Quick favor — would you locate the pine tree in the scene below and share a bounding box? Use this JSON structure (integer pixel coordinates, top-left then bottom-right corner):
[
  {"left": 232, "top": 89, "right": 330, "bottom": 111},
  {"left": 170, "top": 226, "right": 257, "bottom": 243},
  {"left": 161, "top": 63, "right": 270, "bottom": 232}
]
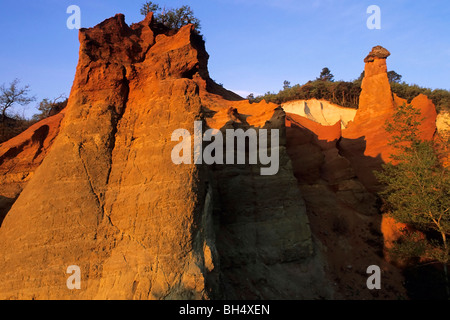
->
[
  {"left": 317, "top": 67, "right": 334, "bottom": 82},
  {"left": 283, "top": 80, "right": 291, "bottom": 90}
]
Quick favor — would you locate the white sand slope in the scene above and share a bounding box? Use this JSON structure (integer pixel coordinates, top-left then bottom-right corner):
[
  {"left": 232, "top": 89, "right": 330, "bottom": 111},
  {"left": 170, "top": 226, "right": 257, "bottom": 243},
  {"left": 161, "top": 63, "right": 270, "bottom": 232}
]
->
[{"left": 282, "top": 99, "right": 357, "bottom": 129}]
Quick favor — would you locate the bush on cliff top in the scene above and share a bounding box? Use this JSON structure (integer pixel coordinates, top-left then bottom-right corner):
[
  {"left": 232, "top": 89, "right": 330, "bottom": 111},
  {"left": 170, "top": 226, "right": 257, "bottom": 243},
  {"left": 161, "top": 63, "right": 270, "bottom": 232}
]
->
[{"left": 140, "top": 1, "right": 201, "bottom": 31}]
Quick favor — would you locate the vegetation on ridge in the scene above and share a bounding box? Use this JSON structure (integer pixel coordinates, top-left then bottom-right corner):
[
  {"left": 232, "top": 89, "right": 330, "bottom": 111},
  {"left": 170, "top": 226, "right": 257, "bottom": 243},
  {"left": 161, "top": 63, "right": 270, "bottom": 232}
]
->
[
  {"left": 140, "top": 1, "right": 201, "bottom": 31},
  {"left": 251, "top": 68, "right": 362, "bottom": 109},
  {"left": 0, "top": 79, "right": 67, "bottom": 144},
  {"left": 251, "top": 68, "right": 450, "bottom": 113}
]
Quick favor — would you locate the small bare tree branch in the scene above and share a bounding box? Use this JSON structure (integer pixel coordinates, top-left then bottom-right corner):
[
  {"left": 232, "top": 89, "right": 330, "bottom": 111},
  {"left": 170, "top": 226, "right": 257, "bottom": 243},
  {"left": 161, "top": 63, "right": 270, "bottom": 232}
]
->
[{"left": 0, "top": 79, "right": 36, "bottom": 121}]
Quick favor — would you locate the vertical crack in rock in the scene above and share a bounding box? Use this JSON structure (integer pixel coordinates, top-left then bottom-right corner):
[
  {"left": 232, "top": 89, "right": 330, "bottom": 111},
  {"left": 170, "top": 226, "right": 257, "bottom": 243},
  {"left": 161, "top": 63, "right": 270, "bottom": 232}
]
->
[
  {"left": 104, "top": 65, "right": 130, "bottom": 190},
  {"left": 78, "top": 142, "right": 102, "bottom": 212}
]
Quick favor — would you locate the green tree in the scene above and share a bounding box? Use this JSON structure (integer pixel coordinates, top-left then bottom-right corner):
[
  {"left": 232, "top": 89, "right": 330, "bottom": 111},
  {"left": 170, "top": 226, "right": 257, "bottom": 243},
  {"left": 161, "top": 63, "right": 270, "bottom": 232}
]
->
[
  {"left": 246, "top": 93, "right": 255, "bottom": 101},
  {"left": 283, "top": 80, "right": 291, "bottom": 90},
  {"left": 388, "top": 70, "right": 402, "bottom": 83},
  {"left": 140, "top": 2, "right": 201, "bottom": 31},
  {"left": 0, "top": 79, "right": 35, "bottom": 121},
  {"left": 33, "top": 95, "right": 67, "bottom": 121},
  {"left": 375, "top": 103, "right": 450, "bottom": 297},
  {"left": 317, "top": 67, "right": 334, "bottom": 82},
  {"left": 140, "top": 1, "right": 160, "bottom": 16},
  {"left": 170, "top": 5, "right": 201, "bottom": 30}
]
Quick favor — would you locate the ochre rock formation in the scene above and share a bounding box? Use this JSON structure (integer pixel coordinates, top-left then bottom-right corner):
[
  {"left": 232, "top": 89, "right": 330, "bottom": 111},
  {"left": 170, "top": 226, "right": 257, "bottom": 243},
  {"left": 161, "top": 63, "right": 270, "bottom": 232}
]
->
[
  {"left": 393, "top": 93, "right": 437, "bottom": 142},
  {"left": 341, "top": 46, "right": 437, "bottom": 192},
  {"left": 0, "top": 14, "right": 444, "bottom": 300},
  {"left": 0, "top": 111, "right": 64, "bottom": 225},
  {"left": 380, "top": 215, "right": 411, "bottom": 265},
  {"left": 340, "top": 46, "right": 396, "bottom": 191},
  {"left": 363, "top": 45, "right": 391, "bottom": 63},
  {"left": 0, "top": 13, "right": 326, "bottom": 300}
]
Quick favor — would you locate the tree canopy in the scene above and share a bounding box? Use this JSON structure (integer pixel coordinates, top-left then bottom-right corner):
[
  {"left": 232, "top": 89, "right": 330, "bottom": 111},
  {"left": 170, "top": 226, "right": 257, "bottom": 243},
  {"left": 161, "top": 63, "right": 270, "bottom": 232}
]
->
[
  {"left": 317, "top": 67, "right": 335, "bottom": 82},
  {"left": 33, "top": 95, "right": 68, "bottom": 121},
  {"left": 254, "top": 79, "right": 361, "bottom": 109},
  {"left": 140, "top": 1, "right": 160, "bottom": 16},
  {"left": 387, "top": 70, "right": 402, "bottom": 83},
  {"left": 140, "top": 2, "right": 201, "bottom": 31}
]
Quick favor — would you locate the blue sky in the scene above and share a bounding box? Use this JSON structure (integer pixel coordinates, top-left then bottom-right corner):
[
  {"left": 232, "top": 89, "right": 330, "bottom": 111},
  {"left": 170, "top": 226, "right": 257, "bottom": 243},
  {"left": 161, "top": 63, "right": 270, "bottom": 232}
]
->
[{"left": 0, "top": 0, "right": 449, "bottom": 118}]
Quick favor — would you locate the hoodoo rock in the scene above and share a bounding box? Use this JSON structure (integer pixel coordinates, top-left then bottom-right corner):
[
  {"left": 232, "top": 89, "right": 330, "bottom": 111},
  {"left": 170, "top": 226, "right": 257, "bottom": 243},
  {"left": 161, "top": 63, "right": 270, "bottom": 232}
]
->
[
  {"left": 340, "top": 46, "right": 396, "bottom": 191},
  {"left": 0, "top": 14, "right": 327, "bottom": 300},
  {"left": 341, "top": 45, "right": 437, "bottom": 192}
]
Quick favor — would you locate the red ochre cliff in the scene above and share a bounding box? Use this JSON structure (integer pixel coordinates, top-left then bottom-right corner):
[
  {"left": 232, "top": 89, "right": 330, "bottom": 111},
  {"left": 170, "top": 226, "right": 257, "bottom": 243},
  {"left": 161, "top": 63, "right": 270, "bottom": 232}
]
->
[
  {"left": 0, "top": 13, "right": 327, "bottom": 300},
  {"left": 0, "top": 14, "right": 443, "bottom": 300}
]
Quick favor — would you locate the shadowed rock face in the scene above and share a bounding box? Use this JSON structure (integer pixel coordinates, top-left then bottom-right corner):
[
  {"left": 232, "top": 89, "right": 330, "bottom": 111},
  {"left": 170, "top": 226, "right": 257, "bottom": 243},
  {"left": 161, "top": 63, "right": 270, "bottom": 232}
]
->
[
  {"left": 285, "top": 113, "right": 407, "bottom": 299},
  {"left": 0, "top": 13, "right": 325, "bottom": 300},
  {"left": 282, "top": 45, "right": 441, "bottom": 299}
]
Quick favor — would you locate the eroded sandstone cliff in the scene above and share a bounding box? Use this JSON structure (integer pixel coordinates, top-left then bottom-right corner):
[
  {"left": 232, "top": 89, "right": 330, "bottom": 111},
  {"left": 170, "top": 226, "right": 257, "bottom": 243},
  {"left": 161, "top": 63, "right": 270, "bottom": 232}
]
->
[
  {"left": 0, "top": 15, "right": 443, "bottom": 301},
  {"left": 0, "top": 13, "right": 327, "bottom": 300}
]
